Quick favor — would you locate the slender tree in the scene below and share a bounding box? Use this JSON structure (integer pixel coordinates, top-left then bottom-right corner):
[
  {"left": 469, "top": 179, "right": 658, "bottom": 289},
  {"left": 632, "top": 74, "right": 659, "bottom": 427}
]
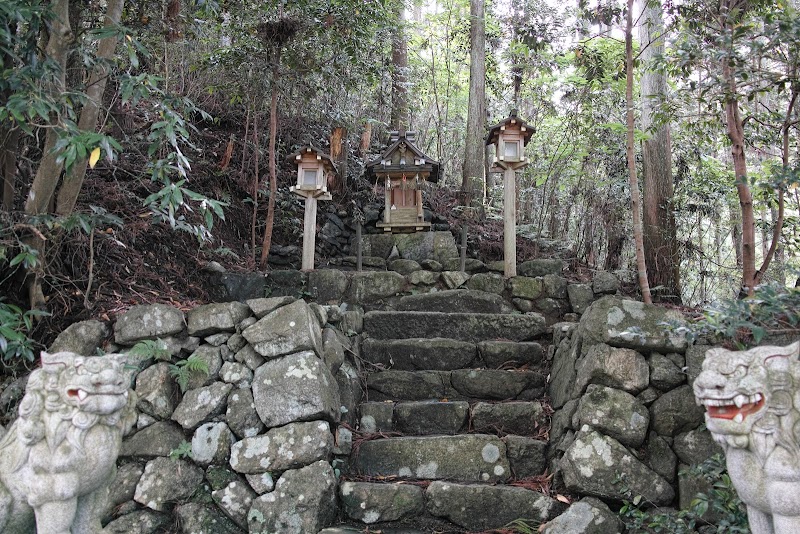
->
[
  {"left": 461, "top": 0, "right": 487, "bottom": 208},
  {"left": 390, "top": 0, "right": 409, "bottom": 130},
  {"left": 638, "top": 0, "right": 680, "bottom": 302},
  {"left": 626, "top": 0, "right": 653, "bottom": 303}
]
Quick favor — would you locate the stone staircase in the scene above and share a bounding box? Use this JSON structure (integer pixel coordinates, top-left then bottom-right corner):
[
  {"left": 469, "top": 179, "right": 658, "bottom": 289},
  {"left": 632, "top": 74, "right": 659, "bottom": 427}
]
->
[{"left": 325, "top": 290, "right": 567, "bottom": 533}]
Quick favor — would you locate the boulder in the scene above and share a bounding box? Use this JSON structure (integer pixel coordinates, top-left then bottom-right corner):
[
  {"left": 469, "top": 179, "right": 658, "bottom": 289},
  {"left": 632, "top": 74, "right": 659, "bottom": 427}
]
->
[
  {"left": 355, "top": 435, "right": 510, "bottom": 483},
  {"left": 174, "top": 502, "right": 244, "bottom": 534},
  {"left": 478, "top": 341, "right": 544, "bottom": 369},
  {"left": 184, "top": 345, "right": 223, "bottom": 390},
  {"left": 647, "top": 431, "right": 678, "bottom": 483},
  {"left": 359, "top": 402, "right": 395, "bottom": 433},
  {"left": 574, "top": 343, "right": 649, "bottom": 397},
  {"left": 103, "top": 510, "right": 169, "bottom": 534},
  {"left": 394, "top": 231, "right": 458, "bottom": 263},
  {"left": 573, "top": 385, "right": 649, "bottom": 448},
  {"left": 211, "top": 481, "right": 257, "bottom": 528},
  {"left": 322, "top": 328, "right": 345, "bottom": 375},
  {"left": 245, "top": 472, "right": 275, "bottom": 494},
  {"left": 388, "top": 258, "right": 423, "bottom": 275},
  {"left": 578, "top": 296, "right": 688, "bottom": 353},
  {"left": 192, "top": 422, "right": 235, "bottom": 467},
  {"left": 360, "top": 233, "right": 396, "bottom": 259},
  {"left": 120, "top": 421, "right": 186, "bottom": 458},
  {"left": 509, "top": 276, "right": 543, "bottom": 300},
  {"left": 466, "top": 273, "right": 506, "bottom": 294},
  {"left": 134, "top": 362, "right": 180, "bottom": 420},
  {"left": 218, "top": 272, "right": 267, "bottom": 302},
  {"left": 518, "top": 259, "right": 565, "bottom": 277},
  {"left": 187, "top": 302, "right": 251, "bottom": 337},
  {"left": 408, "top": 270, "right": 440, "bottom": 286},
  {"left": 134, "top": 457, "right": 204, "bottom": 511},
  {"left": 245, "top": 296, "right": 296, "bottom": 319},
  {"left": 242, "top": 300, "right": 323, "bottom": 359},
  {"left": 560, "top": 430, "right": 674, "bottom": 505},
  {"left": 367, "top": 370, "right": 454, "bottom": 401},
  {"left": 247, "top": 460, "right": 337, "bottom": 534},
  {"left": 540, "top": 497, "right": 624, "bottom": 534},
  {"left": 226, "top": 388, "right": 265, "bottom": 439},
  {"left": 426, "top": 481, "right": 565, "bottom": 531},
  {"left": 505, "top": 436, "right": 548, "bottom": 478},
  {"left": 114, "top": 304, "right": 185, "bottom": 345},
  {"left": 346, "top": 271, "right": 405, "bottom": 302},
  {"left": 543, "top": 274, "right": 568, "bottom": 299},
  {"left": 234, "top": 345, "right": 265, "bottom": 371},
  {"left": 252, "top": 351, "right": 340, "bottom": 427},
  {"left": 308, "top": 270, "right": 349, "bottom": 303},
  {"left": 171, "top": 381, "right": 233, "bottom": 430},
  {"left": 673, "top": 428, "right": 722, "bottom": 465},
  {"left": 649, "top": 385, "right": 705, "bottom": 437},
  {"left": 472, "top": 401, "right": 545, "bottom": 435},
  {"left": 394, "top": 401, "right": 469, "bottom": 435},
  {"left": 441, "top": 271, "right": 470, "bottom": 289},
  {"left": 339, "top": 482, "right": 424, "bottom": 524},
  {"left": 592, "top": 271, "right": 620, "bottom": 294},
  {"left": 567, "top": 284, "right": 594, "bottom": 316},
  {"left": 230, "top": 420, "right": 333, "bottom": 473},
  {"left": 265, "top": 269, "right": 306, "bottom": 297},
  {"left": 49, "top": 319, "right": 109, "bottom": 355},
  {"left": 363, "top": 311, "right": 547, "bottom": 342},
  {"left": 450, "top": 369, "right": 545, "bottom": 400},
  {"left": 648, "top": 352, "right": 685, "bottom": 390},
  {"left": 220, "top": 361, "right": 253, "bottom": 389},
  {"left": 361, "top": 338, "right": 477, "bottom": 371},
  {"left": 396, "top": 289, "right": 513, "bottom": 314}
]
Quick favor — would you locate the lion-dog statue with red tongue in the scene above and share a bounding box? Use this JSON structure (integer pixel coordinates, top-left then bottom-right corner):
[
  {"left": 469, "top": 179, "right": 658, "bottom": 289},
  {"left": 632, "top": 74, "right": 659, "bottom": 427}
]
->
[
  {"left": 0, "top": 351, "right": 137, "bottom": 534},
  {"left": 694, "top": 341, "right": 800, "bottom": 534}
]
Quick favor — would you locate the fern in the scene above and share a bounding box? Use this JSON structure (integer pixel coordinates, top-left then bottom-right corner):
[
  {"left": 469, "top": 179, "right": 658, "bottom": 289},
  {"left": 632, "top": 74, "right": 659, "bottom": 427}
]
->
[
  {"left": 170, "top": 353, "right": 209, "bottom": 392},
  {"left": 169, "top": 440, "right": 193, "bottom": 460},
  {"left": 128, "top": 339, "right": 171, "bottom": 361}
]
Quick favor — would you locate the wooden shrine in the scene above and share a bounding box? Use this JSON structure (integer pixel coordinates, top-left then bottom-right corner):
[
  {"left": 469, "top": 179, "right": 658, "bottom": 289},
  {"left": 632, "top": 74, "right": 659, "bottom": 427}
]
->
[
  {"left": 485, "top": 110, "right": 534, "bottom": 277},
  {"left": 288, "top": 146, "right": 336, "bottom": 270},
  {"left": 365, "top": 130, "right": 441, "bottom": 233}
]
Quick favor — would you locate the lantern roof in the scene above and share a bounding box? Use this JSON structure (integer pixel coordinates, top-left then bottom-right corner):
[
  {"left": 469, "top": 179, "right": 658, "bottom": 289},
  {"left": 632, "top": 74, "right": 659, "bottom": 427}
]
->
[
  {"left": 485, "top": 109, "right": 535, "bottom": 147},
  {"left": 287, "top": 145, "right": 338, "bottom": 174},
  {"left": 365, "top": 129, "right": 441, "bottom": 183}
]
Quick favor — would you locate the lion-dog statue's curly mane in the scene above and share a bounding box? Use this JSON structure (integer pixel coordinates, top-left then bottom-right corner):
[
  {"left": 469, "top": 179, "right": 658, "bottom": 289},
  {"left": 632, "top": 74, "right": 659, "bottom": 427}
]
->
[
  {"left": 694, "top": 341, "right": 800, "bottom": 534},
  {"left": 0, "top": 351, "right": 137, "bottom": 534}
]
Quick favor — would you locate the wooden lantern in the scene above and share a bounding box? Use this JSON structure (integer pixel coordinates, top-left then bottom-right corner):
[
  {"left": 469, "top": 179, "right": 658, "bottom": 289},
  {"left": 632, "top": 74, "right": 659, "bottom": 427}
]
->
[
  {"left": 486, "top": 109, "right": 534, "bottom": 170},
  {"left": 485, "top": 110, "right": 535, "bottom": 278},
  {"left": 289, "top": 146, "right": 334, "bottom": 201},
  {"left": 288, "top": 146, "right": 337, "bottom": 270}
]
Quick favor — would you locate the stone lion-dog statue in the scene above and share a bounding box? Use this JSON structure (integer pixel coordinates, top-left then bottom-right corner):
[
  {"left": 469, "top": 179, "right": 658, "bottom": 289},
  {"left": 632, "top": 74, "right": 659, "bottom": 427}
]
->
[
  {"left": 694, "top": 341, "right": 800, "bottom": 534},
  {"left": 0, "top": 351, "right": 137, "bottom": 533}
]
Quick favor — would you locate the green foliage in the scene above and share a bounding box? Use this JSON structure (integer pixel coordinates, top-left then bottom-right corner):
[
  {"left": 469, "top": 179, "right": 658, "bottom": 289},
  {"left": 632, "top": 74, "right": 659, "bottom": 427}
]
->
[
  {"left": 170, "top": 353, "right": 210, "bottom": 393},
  {"left": 0, "top": 299, "right": 48, "bottom": 364},
  {"left": 618, "top": 455, "right": 749, "bottom": 533},
  {"left": 669, "top": 283, "right": 800, "bottom": 348},
  {"left": 168, "top": 440, "right": 193, "bottom": 460},
  {"left": 128, "top": 339, "right": 210, "bottom": 393},
  {"left": 502, "top": 518, "right": 541, "bottom": 533}
]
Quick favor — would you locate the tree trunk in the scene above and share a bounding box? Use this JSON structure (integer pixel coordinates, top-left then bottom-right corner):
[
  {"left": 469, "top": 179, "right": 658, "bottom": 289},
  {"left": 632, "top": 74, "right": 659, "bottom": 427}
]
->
[
  {"left": 56, "top": 0, "right": 126, "bottom": 216},
  {"left": 625, "top": 0, "right": 652, "bottom": 304},
  {"left": 638, "top": 0, "right": 681, "bottom": 303},
  {"left": 390, "top": 1, "right": 409, "bottom": 131},
  {"left": 24, "top": 0, "right": 72, "bottom": 216},
  {"left": 330, "top": 126, "right": 346, "bottom": 194},
  {"left": 259, "top": 60, "right": 279, "bottom": 270},
  {"left": 251, "top": 112, "right": 259, "bottom": 260},
  {"left": 461, "top": 0, "right": 486, "bottom": 209},
  {"left": 1, "top": 127, "right": 19, "bottom": 211}
]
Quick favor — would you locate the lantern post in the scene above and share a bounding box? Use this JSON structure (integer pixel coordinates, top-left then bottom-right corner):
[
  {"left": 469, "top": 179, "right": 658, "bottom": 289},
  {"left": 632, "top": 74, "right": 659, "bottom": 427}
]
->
[
  {"left": 288, "top": 146, "right": 335, "bottom": 271},
  {"left": 485, "top": 110, "right": 534, "bottom": 278}
]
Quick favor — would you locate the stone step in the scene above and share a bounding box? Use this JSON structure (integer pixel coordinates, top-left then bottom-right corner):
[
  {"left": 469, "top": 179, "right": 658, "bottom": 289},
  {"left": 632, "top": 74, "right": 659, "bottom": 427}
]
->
[
  {"left": 354, "top": 434, "right": 511, "bottom": 483},
  {"left": 336, "top": 481, "right": 566, "bottom": 532},
  {"left": 359, "top": 400, "right": 547, "bottom": 437},
  {"left": 394, "top": 289, "right": 514, "bottom": 314},
  {"left": 366, "top": 369, "right": 546, "bottom": 402},
  {"left": 361, "top": 338, "right": 545, "bottom": 371},
  {"left": 363, "top": 311, "right": 546, "bottom": 342}
]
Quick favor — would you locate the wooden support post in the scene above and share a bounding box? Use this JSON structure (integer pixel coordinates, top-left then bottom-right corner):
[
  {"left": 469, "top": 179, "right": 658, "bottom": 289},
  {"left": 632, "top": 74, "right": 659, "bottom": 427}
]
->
[
  {"left": 356, "top": 223, "right": 363, "bottom": 272},
  {"left": 460, "top": 224, "right": 468, "bottom": 272},
  {"left": 302, "top": 195, "right": 317, "bottom": 271},
  {"left": 503, "top": 166, "right": 517, "bottom": 277},
  {"left": 384, "top": 177, "right": 391, "bottom": 224}
]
